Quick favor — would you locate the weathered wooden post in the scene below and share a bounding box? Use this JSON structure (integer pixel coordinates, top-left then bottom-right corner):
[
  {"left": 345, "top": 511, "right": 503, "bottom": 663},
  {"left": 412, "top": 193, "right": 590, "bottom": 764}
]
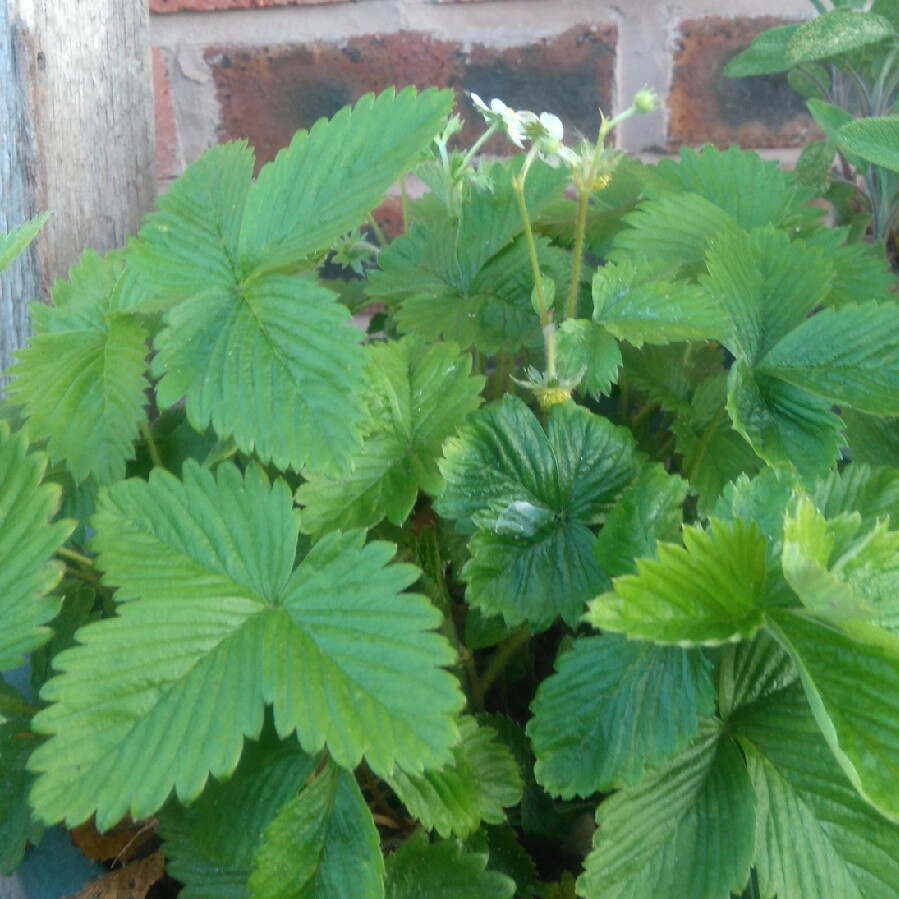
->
[{"left": 0, "top": 0, "right": 155, "bottom": 378}]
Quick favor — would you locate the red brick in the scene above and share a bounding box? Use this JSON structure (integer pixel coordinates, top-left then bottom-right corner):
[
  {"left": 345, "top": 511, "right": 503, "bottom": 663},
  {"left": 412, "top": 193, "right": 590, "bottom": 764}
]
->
[
  {"left": 208, "top": 26, "right": 616, "bottom": 168},
  {"left": 152, "top": 48, "right": 181, "bottom": 181},
  {"left": 150, "top": 0, "right": 342, "bottom": 12},
  {"left": 668, "top": 16, "right": 818, "bottom": 149}
]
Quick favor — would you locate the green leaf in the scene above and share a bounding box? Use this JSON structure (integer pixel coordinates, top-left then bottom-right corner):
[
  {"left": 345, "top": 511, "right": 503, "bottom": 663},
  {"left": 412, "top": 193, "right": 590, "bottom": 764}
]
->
[
  {"left": 727, "top": 361, "right": 845, "bottom": 482},
  {"left": 0, "top": 423, "right": 72, "bottom": 670},
  {"left": 767, "top": 608, "right": 899, "bottom": 823},
  {"left": 129, "top": 142, "right": 254, "bottom": 312},
  {"left": 387, "top": 717, "right": 523, "bottom": 838},
  {"left": 838, "top": 116, "right": 899, "bottom": 174},
  {"left": 794, "top": 139, "right": 837, "bottom": 192},
  {"left": 528, "top": 634, "right": 714, "bottom": 797},
  {"left": 717, "top": 630, "right": 798, "bottom": 721},
  {"left": 613, "top": 193, "right": 738, "bottom": 272},
  {"left": 11, "top": 301, "right": 150, "bottom": 484},
  {"left": 438, "top": 397, "right": 639, "bottom": 629},
  {"left": 158, "top": 726, "right": 318, "bottom": 899},
  {"left": 594, "top": 463, "right": 689, "bottom": 579},
  {"left": 724, "top": 24, "right": 799, "bottom": 77},
  {"left": 29, "top": 462, "right": 462, "bottom": 828},
  {"left": 0, "top": 213, "right": 48, "bottom": 276},
  {"left": 241, "top": 88, "right": 453, "bottom": 275},
  {"left": 812, "top": 463, "right": 899, "bottom": 525},
  {"left": 586, "top": 518, "right": 769, "bottom": 645},
  {"left": 592, "top": 258, "right": 726, "bottom": 346},
  {"left": 804, "top": 230, "right": 897, "bottom": 308},
  {"left": 152, "top": 272, "right": 367, "bottom": 476},
  {"left": 555, "top": 320, "right": 621, "bottom": 398},
  {"left": 578, "top": 721, "right": 755, "bottom": 899},
  {"left": 385, "top": 833, "right": 516, "bottom": 899},
  {"left": 296, "top": 338, "right": 484, "bottom": 533},
  {"left": 843, "top": 409, "right": 899, "bottom": 466},
  {"left": 0, "top": 686, "right": 42, "bottom": 875},
  {"left": 807, "top": 99, "right": 856, "bottom": 141},
  {"left": 786, "top": 10, "right": 894, "bottom": 65},
  {"left": 249, "top": 762, "right": 384, "bottom": 899},
  {"left": 759, "top": 302, "right": 899, "bottom": 416},
  {"left": 733, "top": 682, "right": 899, "bottom": 899}
]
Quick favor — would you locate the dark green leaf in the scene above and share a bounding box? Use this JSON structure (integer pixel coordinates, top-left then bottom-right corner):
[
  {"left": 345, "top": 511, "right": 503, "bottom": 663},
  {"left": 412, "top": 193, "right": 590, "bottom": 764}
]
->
[
  {"left": 837, "top": 117, "right": 899, "bottom": 174},
  {"left": 555, "top": 320, "right": 621, "bottom": 398},
  {"left": 786, "top": 10, "right": 894, "bottom": 65},
  {"left": 528, "top": 634, "right": 714, "bottom": 797},
  {"left": 724, "top": 24, "right": 799, "bottom": 77}
]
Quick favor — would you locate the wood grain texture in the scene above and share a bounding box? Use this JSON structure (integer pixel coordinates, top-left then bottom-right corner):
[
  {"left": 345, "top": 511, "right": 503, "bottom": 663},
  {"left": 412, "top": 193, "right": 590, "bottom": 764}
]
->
[{"left": 0, "top": 0, "right": 155, "bottom": 379}]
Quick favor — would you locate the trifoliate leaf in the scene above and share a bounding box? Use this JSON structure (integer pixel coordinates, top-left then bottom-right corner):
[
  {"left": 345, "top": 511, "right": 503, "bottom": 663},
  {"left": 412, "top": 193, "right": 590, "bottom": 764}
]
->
[
  {"left": 727, "top": 361, "right": 845, "bottom": 482},
  {"left": 0, "top": 423, "right": 72, "bottom": 670},
  {"left": 248, "top": 762, "right": 384, "bottom": 899},
  {"left": 717, "top": 630, "right": 798, "bottom": 721},
  {"left": 759, "top": 302, "right": 899, "bottom": 416},
  {"left": 714, "top": 469, "right": 796, "bottom": 551},
  {"left": 767, "top": 608, "right": 899, "bottom": 823},
  {"left": 152, "top": 272, "right": 367, "bottom": 476},
  {"left": 786, "top": 10, "right": 894, "bottom": 65},
  {"left": 838, "top": 116, "right": 899, "bottom": 173},
  {"left": 592, "top": 258, "right": 726, "bottom": 346},
  {"left": 385, "top": 833, "right": 516, "bottom": 899},
  {"left": 438, "top": 397, "right": 639, "bottom": 630},
  {"left": 586, "top": 518, "right": 769, "bottom": 645},
  {"left": 0, "top": 213, "right": 48, "bottom": 276},
  {"left": 648, "top": 146, "right": 805, "bottom": 232},
  {"left": 733, "top": 681, "right": 899, "bottom": 899},
  {"left": 594, "top": 463, "right": 688, "bottom": 579},
  {"left": 555, "top": 320, "right": 621, "bottom": 398},
  {"left": 240, "top": 87, "right": 453, "bottom": 274},
  {"left": 387, "top": 717, "right": 523, "bottom": 838},
  {"left": 29, "top": 462, "right": 462, "bottom": 828},
  {"left": 613, "top": 193, "right": 738, "bottom": 272},
  {"left": 128, "top": 142, "right": 254, "bottom": 312},
  {"left": 723, "top": 24, "right": 799, "bottom": 76},
  {"left": 528, "top": 634, "right": 714, "bottom": 798},
  {"left": 158, "top": 726, "right": 317, "bottom": 899},
  {"left": 11, "top": 301, "right": 150, "bottom": 484},
  {"left": 0, "top": 686, "right": 42, "bottom": 875},
  {"left": 296, "top": 337, "right": 484, "bottom": 533},
  {"left": 578, "top": 721, "right": 755, "bottom": 899}
]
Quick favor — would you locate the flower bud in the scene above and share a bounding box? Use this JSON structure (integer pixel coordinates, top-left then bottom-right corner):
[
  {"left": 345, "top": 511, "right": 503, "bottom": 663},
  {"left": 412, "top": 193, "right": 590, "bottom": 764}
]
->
[{"left": 633, "top": 88, "right": 658, "bottom": 114}]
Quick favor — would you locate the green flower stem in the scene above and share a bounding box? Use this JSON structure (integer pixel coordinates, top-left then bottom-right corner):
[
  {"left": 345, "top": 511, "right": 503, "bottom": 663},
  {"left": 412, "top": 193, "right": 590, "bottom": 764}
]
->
[
  {"left": 478, "top": 624, "right": 531, "bottom": 704},
  {"left": 140, "top": 420, "right": 165, "bottom": 471},
  {"left": 366, "top": 213, "right": 388, "bottom": 248},
  {"left": 57, "top": 547, "right": 117, "bottom": 617},
  {"left": 57, "top": 546, "right": 93, "bottom": 569},
  {"left": 512, "top": 172, "right": 549, "bottom": 328},
  {"left": 460, "top": 121, "right": 499, "bottom": 171},
  {"left": 544, "top": 322, "right": 557, "bottom": 381},
  {"left": 566, "top": 187, "right": 591, "bottom": 321}
]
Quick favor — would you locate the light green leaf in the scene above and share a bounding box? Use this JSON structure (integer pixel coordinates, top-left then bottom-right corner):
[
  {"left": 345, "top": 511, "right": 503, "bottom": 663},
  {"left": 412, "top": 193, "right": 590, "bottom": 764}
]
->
[
  {"left": 724, "top": 24, "right": 800, "bottom": 77},
  {"left": 528, "top": 634, "right": 714, "bottom": 797},
  {"left": 733, "top": 682, "right": 899, "bottom": 899},
  {"left": 385, "top": 833, "right": 516, "bottom": 899},
  {"left": 0, "top": 686, "right": 42, "bottom": 875},
  {"left": 838, "top": 116, "right": 899, "bottom": 173},
  {"left": 0, "top": 213, "right": 48, "bottom": 276},
  {"left": 128, "top": 142, "right": 254, "bottom": 312},
  {"left": 296, "top": 338, "right": 483, "bottom": 533},
  {"left": 592, "top": 257, "right": 726, "bottom": 346},
  {"left": 152, "top": 272, "right": 367, "bottom": 476},
  {"left": 158, "top": 727, "right": 318, "bottom": 899},
  {"left": 29, "top": 462, "right": 462, "bottom": 828},
  {"left": 727, "top": 361, "right": 845, "bottom": 482},
  {"left": 759, "top": 302, "right": 899, "bottom": 415},
  {"left": 578, "top": 721, "right": 755, "bottom": 899},
  {"left": 438, "top": 397, "right": 639, "bottom": 629},
  {"left": 10, "top": 302, "right": 150, "bottom": 484},
  {"left": 387, "top": 717, "right": 523, "bottom": 838},
  {"left": 555, "top": 319, "right": 622, "bottom": 398},
  {"left": 0, "top": 423, "right": 72, "bottom": 670},
  {"left": 586, "top": 518, "right": 769, "bottom": 645},
  {"left": 786, "top": 10, "right": 894, "bottom": 64},
  {"left": 613, "top": 193, "right": 738, "bottom": 271},
  {"left": 249, "top": 762, "right": 384, "bottom": 899},
  {"left": 594, "top": 463, "right": 689, "bottom": 579},
  {"left": 807, "top": 99, "right": 856, "bottom": 141},
  {"left": 812, "top": 463, "right": 899, "bottom": 525},
  {"left": 241, "top": 88, "right": 453, "bottom": 275},
  {"left": 767, "top": 608, "right": 899, "bottom": 823}
]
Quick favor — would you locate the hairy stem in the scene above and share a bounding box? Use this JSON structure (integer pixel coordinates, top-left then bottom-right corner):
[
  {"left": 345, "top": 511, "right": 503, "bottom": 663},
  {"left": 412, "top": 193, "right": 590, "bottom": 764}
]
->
[
  {"left": 478, "top": 625, "right": 531, "bottom": 703},
  {"left": 140, "top": 420, "right": 165, "bottom": 471},
  {"left": 567, "top": 187, "right": 590, "bottom": 320}
]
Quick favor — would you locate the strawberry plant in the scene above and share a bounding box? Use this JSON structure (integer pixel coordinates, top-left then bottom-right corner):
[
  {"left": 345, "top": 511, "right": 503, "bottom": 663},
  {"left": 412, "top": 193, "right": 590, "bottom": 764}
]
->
[{"left": 2, "top": 83, "right": 899, "bottom": 897}]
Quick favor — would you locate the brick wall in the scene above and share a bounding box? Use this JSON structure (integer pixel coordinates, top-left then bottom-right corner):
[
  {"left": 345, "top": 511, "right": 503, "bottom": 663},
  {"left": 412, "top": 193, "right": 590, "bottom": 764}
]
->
[{"left": 148, "top": 0, "right": 815, "bottom": 185}]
